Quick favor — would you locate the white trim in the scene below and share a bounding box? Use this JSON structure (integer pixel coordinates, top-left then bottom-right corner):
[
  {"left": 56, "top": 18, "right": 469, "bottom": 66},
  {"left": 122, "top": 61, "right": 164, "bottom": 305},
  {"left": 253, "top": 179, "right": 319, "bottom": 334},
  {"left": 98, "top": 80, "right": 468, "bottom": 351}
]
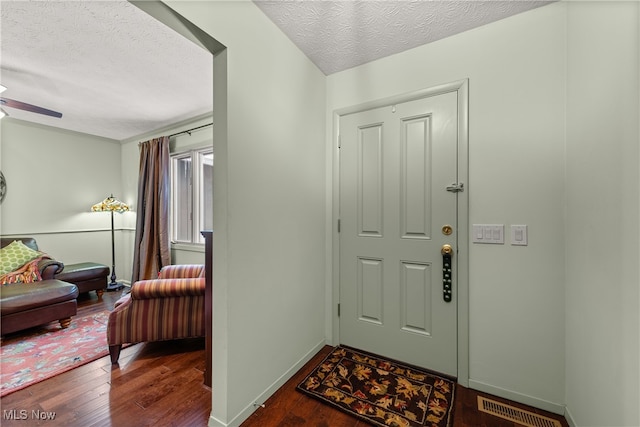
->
[
  {"left": 333, "top": 79, "right": 469, "bottom": 117},
  {"left": 331, "top": 79, "right": 470, "bottom": 385},
  {"left": 469, "top": 379, "right": 567, "bottom": 416},
  {"left": 1, "top": 228, "right": 133, "bottom": 236},
  {"left": 564, "top": 405, "right": 577, "bottom": 427},
  {"left": 170, "top": 146, "right": 214, "bottom": 245},
  {"left": 170, "top": 242, "right": 205, "bottom": 253},
  {"left": 456, "top": 79, "right": 470, "bottom": 387},
  {"left": 207, "top": 340, "right": 327, "bottom": 427},
  {"left": 330, "top": 109, "right": 341, "bottom": 347}
]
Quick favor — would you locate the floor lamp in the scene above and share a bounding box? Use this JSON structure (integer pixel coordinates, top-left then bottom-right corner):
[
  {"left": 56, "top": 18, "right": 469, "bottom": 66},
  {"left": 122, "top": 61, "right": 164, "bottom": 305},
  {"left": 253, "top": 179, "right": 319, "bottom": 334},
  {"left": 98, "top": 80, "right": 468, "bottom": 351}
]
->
[{"left": 91, "top": 195, "right": 130, "bottom": 291}]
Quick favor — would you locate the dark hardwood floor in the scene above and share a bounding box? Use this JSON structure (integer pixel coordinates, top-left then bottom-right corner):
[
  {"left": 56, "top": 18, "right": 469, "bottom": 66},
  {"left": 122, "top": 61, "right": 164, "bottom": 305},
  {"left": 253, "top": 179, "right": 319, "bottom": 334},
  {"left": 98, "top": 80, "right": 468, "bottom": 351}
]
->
[
  {"left": 242, "top": 347, "right": 569, "bottom": 427},
  {"left": 1, "top": 290, "right": 210, "bottom": 427},
  {"left": 1, "top": 291, "right": 568, "bottom": 427}
]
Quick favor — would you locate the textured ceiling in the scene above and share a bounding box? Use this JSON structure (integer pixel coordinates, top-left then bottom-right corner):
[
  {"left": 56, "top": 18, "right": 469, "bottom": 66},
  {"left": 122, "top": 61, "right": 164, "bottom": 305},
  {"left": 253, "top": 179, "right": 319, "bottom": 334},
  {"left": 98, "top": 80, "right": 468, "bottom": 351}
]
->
[
  {"left": 0, "top": 0, "right": 213, "bottom": 140},
  {"left": 254, "top": 0, "right": 554, "bottom": 75},
  {"left": 0, "top": 1, "right": 554, "bottom": 140}
]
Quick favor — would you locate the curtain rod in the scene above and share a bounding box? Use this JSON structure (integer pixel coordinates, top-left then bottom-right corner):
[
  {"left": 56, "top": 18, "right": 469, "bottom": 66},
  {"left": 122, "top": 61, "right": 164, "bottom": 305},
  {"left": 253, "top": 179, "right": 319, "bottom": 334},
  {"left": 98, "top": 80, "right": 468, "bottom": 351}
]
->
[
  {"left": 168, "top": 122, "right": 213, "bottom": 139},
  {"left": 138, "top": 122, "right": 214, "bottom": 146}
]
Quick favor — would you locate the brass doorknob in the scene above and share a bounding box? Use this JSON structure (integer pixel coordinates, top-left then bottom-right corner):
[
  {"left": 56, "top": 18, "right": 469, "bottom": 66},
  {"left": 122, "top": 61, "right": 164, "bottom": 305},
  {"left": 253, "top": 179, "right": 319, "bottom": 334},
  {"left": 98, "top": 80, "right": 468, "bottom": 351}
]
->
[{"left": 441, "top": 244, "right": 453, "bottom": 255}]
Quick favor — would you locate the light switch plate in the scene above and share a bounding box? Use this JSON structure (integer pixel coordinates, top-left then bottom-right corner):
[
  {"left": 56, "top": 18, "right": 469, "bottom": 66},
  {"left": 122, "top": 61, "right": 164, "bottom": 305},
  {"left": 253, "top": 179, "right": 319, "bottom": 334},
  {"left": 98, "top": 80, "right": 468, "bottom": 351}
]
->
[
  {"left": 511, "top": 225, "right": 528, "bottom": 246},
  {"left": 472, "top": 224, "right": 504, "bottom": 244}
]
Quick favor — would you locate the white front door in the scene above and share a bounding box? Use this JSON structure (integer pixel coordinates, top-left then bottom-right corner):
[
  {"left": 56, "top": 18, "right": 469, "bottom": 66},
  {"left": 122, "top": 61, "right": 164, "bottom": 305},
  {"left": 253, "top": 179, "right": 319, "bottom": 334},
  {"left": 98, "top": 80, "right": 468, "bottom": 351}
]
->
[{"left": 339, "top": 91, "right": 459, "bottom": 376}]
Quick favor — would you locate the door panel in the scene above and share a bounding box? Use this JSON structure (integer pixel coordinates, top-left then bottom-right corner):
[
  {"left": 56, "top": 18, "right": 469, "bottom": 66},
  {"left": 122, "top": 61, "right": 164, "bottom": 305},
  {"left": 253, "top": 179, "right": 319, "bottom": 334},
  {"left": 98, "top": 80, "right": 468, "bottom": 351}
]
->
[
  {"left": 400, "top": 260, "right": 432, "bottom": 336},
  {"left": 401, "top": 115, "right": 432, "bottom": 239},
  {"left": 358, "top": 125, "right": 384, "bottom": 237},
  {"left": 357, "top": 257, "right": 384, "bottom": 324},
  {"left": 339, "top": 92, "right": 458, "bottom": 376}
]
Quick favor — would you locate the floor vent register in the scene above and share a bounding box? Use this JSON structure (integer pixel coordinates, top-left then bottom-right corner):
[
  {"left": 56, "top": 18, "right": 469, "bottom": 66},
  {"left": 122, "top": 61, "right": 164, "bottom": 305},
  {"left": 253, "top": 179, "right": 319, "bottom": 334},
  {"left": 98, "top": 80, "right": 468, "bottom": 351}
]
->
[{"left": 477, "top": 396, "right": 562, "bottom": 427}]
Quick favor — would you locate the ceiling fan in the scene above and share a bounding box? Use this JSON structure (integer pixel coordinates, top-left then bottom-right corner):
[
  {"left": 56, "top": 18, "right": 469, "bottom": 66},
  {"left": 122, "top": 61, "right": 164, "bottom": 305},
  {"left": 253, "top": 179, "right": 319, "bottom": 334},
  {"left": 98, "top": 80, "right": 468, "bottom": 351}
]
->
[{"left": 0, "top": 84, "right": 63, "bottom": 118}]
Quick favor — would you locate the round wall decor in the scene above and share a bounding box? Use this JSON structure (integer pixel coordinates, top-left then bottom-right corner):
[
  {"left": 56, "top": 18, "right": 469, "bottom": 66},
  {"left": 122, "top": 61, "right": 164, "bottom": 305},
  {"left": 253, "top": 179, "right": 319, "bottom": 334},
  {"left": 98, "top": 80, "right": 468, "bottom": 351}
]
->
[{"left": 0, "top": 171, "right": 6, "bottom": 203}]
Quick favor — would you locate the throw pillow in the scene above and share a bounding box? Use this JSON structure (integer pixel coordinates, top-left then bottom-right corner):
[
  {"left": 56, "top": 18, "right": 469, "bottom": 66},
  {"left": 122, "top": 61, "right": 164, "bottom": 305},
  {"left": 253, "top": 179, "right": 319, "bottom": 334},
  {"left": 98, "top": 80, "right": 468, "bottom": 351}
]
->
[{"left": 0, "top": 240, "right": 42, "bottom": 275}]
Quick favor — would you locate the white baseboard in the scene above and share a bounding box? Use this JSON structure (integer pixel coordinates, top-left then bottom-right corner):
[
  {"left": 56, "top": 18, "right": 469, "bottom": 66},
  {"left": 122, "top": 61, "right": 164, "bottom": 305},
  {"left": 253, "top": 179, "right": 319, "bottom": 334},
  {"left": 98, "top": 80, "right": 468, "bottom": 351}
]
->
[
  {"left": 208, "top": 414, "right": 227, "bottom": 427},
  {"left": 208, "top": 339, "right": 327, "bottom": 427},
  {"left": 207, "top": 414, "right": 226, "bottom": 427},
  {"left": 468, "top": 379, "right": 566, "bottom": 416},
  {"left": 564, "top": 405, "right": 577, "bottom": 427}
]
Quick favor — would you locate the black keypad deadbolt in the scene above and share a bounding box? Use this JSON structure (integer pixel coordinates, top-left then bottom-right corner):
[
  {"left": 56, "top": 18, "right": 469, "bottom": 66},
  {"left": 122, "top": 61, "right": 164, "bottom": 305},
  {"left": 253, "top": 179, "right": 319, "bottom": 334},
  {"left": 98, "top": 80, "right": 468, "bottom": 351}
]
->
[{"left": 441, "top": 244, "right": 453, "bottom": 303}]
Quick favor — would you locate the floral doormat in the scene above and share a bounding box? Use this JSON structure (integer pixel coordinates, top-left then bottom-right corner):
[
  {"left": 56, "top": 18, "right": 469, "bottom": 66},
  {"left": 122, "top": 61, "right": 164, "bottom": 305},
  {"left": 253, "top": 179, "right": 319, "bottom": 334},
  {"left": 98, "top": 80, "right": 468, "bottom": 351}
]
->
[
  {"left": 297, "top": 346, "right": 455, "bottom": 427},
  {"left": 1, "top": 311, "right": 117, "bottom": 396}
]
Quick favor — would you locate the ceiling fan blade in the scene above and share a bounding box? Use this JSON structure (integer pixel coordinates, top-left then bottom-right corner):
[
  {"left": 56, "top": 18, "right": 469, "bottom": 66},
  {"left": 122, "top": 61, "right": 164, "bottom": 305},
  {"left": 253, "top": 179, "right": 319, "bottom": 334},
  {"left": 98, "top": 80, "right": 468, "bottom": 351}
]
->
[{"left": 0, "top": 97, "right": 62, "bottom": 118}]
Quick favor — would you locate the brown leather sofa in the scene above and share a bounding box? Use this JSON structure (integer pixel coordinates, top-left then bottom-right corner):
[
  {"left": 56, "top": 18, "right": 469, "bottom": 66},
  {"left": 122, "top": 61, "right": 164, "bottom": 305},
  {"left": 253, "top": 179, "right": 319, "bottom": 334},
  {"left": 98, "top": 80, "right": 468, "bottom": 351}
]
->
[
  {"left": 0, "top": 237, "right": 109, "bottom": 296},
  {"left": 1, "top": 279, "right": 79, "bottom": 335},
  {"left": 0, "top": 237, "right": 109, "bottom": 335}
]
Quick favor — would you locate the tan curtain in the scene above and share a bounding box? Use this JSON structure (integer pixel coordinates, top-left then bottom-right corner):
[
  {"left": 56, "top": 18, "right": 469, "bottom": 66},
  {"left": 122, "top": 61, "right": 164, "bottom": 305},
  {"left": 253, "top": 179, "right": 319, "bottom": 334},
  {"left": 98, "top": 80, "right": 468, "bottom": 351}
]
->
[{"left": 131, "top": 136, "right": 171, "bottom": 282}]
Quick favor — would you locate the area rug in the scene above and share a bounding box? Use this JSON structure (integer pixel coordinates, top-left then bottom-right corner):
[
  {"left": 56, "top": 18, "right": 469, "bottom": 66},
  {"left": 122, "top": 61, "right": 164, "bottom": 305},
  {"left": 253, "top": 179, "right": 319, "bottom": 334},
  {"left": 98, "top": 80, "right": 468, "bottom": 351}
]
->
[
  {"left": 1, "top": 311, "right": 113, "bottom": 396},
  {"left": 297, "top": 346, "right": 456, "bottom": 427}
]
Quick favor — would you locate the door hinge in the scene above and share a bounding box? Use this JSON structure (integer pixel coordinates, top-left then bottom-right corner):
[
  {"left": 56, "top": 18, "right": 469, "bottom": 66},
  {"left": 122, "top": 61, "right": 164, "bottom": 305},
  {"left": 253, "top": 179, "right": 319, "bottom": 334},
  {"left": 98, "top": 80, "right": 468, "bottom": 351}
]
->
[
  {"left": 338, "top": 135, "right": 341, "bottom": 149},
  {"left": 337, "top": 219, "right": 341, "bottom": 233},
  {"left": 446, "top": 182, "right": 464, "bottom": 193},
  {"left": 337, "top": 303, "right": 341, "bottom": 317}
]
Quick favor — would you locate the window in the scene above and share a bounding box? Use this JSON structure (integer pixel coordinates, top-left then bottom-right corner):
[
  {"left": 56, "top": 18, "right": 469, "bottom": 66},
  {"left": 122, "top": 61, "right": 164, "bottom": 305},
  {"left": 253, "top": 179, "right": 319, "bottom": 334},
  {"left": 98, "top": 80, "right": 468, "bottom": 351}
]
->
[{"left": 171, "top": 148, "right": 213, "bottom": 244}]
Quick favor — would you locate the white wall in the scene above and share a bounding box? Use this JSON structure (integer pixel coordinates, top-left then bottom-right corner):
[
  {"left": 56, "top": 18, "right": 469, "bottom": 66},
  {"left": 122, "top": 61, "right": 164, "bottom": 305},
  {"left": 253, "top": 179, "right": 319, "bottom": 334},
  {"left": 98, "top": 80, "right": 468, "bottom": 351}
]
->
[
  {"left": 0, "top": 119, "right": 128, "bottom": 275},
  {"left": 565, "top": 2, "right": 640, "bottom": 426},
  {"left": 160, "top": 2, "right": 327, "bottom": 426},
  {"left": 328, "top": 2, "right": 567, "bottom": 413}
]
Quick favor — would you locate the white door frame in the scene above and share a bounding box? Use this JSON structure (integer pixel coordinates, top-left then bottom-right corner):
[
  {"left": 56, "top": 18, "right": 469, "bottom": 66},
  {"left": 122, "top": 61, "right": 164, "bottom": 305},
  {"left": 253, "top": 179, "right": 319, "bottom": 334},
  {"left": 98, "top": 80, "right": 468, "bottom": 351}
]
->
[{"left": 331, "top": 79, "right": 469, "bottom": 386}]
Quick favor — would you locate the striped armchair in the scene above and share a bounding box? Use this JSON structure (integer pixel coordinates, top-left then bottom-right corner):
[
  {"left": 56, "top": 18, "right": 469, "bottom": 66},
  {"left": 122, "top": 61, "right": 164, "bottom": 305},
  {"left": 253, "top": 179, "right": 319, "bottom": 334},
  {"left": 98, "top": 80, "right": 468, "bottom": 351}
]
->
[{"left": 107, "top": 264, "right": 205, "bottom": 364}]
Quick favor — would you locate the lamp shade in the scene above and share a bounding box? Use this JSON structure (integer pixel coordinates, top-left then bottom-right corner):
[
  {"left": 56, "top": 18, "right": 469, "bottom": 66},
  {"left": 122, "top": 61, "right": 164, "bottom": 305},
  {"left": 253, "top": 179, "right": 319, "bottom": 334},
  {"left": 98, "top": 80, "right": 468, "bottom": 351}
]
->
[{"left": 91, "top": 195, "right": 130, "bottom": 213}]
